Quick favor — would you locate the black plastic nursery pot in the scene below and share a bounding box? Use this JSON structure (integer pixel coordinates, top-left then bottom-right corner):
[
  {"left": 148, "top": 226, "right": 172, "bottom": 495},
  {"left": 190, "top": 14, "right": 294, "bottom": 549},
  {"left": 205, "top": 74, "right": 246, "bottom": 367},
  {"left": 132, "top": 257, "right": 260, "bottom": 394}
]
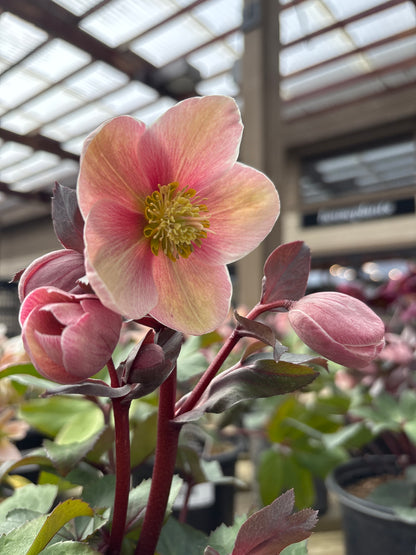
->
[{"left": 327, "top": 455, "right": 416, "bottom": 555}]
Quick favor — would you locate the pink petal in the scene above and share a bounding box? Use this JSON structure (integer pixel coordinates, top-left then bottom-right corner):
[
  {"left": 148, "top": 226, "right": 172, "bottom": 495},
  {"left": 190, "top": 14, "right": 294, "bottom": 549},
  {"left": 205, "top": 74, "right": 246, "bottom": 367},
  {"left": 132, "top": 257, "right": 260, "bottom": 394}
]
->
[
  {"left": 150, "top": 255, "right": 232, "bottom": 335},
  {"left": 61, "top": 307, "right": 121, "bottom": 379},
  {"left": 84, "top": 200, "right": 158, "bottom": 318},
  {"left": 77, "top": 116, "right": 149, "bottom": 218},
  {"left": 21, "top": 309, "right": 80, "bottom": 384},
  {"left": 19, "top": 287, "right": 69, "bottom": 326},
  {"left": 137, "top": 96, "right": 243, "bottom": 190},
  {"left": 18, "top": 249, "right": 86, "bottom": 301},
  {"left": 34, "top": 330, "right": 64, "bottom": 366},
  {"left": 47, "top": 302, "right": 84, "bottom": 326},
  {"left": 197, "top": 162, "right": 280, "bottom": 265}
]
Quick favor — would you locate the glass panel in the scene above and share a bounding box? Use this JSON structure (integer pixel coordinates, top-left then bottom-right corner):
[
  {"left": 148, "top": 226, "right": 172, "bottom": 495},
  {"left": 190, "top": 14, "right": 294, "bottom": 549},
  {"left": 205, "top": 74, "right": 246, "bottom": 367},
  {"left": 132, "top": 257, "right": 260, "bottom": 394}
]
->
[{"left": 300, "top": 138, "right": 416, "bottom": 203}]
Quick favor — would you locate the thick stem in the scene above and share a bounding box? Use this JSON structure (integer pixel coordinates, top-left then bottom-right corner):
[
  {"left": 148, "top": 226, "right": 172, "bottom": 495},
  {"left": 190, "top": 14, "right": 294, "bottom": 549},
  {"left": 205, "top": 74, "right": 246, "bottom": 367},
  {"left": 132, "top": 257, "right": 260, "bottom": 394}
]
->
[
  {"left": 135, "top": 369, "right": 180, "bottom": 555},
  {"left": 107, "top": 359, "right": 131, "bottom": 555}
]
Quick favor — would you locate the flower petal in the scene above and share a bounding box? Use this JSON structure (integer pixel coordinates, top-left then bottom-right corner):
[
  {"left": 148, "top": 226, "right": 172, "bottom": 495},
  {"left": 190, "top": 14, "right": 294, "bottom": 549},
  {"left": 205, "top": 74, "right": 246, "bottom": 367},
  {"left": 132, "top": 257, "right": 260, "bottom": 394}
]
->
[
  {"left": 138, "top": 95, "right": 243, "bottom": 189},
  {"left": 18, "top": 249, "right": 86, "bottom": 301},
  {"left": 62, "top": 305, "right": 121, "bottom": 379},
  {"left": 77, "top": 115, "right": 149, "bottom": 217},
  {"left": 197, "top": 162, "right": 280, "bottom": 264},
  {"left": 150, "top": 256, "right": 232, "bottom": 335},
  {"left": 84, "top": 199, "right": 158, "bottom": 318}
]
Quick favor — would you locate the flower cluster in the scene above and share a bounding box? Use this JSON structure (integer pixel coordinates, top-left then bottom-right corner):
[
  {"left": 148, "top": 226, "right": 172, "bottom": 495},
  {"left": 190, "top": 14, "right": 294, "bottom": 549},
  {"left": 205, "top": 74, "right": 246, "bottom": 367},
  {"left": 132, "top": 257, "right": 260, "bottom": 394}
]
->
[{"left": 18, "top": 96, "right": 279, "bottom": 385}]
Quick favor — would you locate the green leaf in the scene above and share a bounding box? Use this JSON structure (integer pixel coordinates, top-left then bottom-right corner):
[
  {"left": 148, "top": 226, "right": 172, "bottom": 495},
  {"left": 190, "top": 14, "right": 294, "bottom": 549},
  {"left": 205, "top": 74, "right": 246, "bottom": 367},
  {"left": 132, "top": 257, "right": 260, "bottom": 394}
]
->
[
  {"left": 126, "top": 475, "right": 183, "bottom": 531},
  {"left": 43, "top": 430, "right": 105, "bottom": 475},
  {"left": 40, "top": 541, "right": 101, "bottom": 554},
  {"left": 81, "top": 474, "right": 116, "bottom": 511},
  {"left": 281, "top": 540, "right": 308, "bottom": 554},
  {"left": 177, "top": 335, "right": 208, "bottom": 381},
  {"left": 19, "top": 397, "right": 100, "bottom": 438},
  {"left": 258, "top": 450, "right": 286, "bottom": 507},
  {"left": 55, "top": 406, "right": 104, "bottom": 444},
  {"left": 207, "top": 515, "right": 246, "bottom": 555},
  {"left": 130, "top": 407, "right": 158, "bottom": 468},
  {"left": 257, "top": 450, "right": 315, "bottom": 509},
  {"left": 0, "top": 514, "right": 48, "bottom": 554},
  {"left": 156, "top": 517, "right": 208, "bottom": 555},
  {"left": 0, "top": 483, "right": 57, "bottom": 521},
  {"left": 25, "top": 499, "right": 94, "bottom": 555},
  {"left": 0, "top": 508, "right": 42, "bottom": 536},
  {"left": 0, "top": 362, "right": 41, "bottom": 379},
  {"left": 392, "top": 507, "right": 416, "bottom": 524},
  {"left": 368, "top": 479, "right": 415, "bottom": 508},
  {"left": 0, "top": 454, "right": 53, "bottom": 483}
]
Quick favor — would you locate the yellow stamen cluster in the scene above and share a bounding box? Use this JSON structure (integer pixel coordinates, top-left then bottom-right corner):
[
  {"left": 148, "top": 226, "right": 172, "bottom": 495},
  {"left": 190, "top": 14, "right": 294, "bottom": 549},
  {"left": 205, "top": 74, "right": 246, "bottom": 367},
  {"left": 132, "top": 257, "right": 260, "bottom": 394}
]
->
[{"left": 143, "top": 182, "right": 210, "bottom": 261}]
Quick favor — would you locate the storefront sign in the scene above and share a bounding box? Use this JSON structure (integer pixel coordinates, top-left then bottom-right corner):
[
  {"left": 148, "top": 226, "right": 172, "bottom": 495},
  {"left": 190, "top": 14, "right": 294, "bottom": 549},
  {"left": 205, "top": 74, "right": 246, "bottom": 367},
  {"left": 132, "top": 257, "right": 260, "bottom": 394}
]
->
[{"left": 303, "top": 197, "right": 415, "bottom": 227}]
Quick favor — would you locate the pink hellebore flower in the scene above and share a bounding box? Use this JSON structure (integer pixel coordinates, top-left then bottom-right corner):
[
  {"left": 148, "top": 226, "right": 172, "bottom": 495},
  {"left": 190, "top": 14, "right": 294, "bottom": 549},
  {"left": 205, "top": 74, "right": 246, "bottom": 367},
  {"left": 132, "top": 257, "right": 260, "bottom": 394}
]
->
[
  {"left": 20, "top": 287, "right": 122, "bottom": 384},
  {"left": 288, "top": 292, "right": 385, "bottom": 369},
  {"left": 77, "top": 95, "right": 279, "bottom": 335}
]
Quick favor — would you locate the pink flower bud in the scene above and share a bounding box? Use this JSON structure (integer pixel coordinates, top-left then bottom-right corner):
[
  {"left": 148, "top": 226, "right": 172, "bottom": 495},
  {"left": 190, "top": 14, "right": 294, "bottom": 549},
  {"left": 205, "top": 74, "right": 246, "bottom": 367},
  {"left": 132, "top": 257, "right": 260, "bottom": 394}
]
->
[
  {"left": 288, "top": 292, "right": 385, "bottom": 368},
  {"left": 18, "top": 249, "right": 87, "bottom": 301},
  {"left": 20, "top": 287, "right": 122, "bottom": 384}
]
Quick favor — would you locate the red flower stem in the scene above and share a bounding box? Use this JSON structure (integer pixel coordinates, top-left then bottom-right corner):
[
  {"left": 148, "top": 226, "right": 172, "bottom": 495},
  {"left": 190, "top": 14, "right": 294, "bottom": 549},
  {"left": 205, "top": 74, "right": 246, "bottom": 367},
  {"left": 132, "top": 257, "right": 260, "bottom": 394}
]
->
[
  {"left": 175, "top": 299, "right": 290, "bottom": 417},
  {"left": 107, "top": 359, "right": 131, "bottom": 555},
  {"left": 135, "top": 368, "right": 180, "bottom": 555}
]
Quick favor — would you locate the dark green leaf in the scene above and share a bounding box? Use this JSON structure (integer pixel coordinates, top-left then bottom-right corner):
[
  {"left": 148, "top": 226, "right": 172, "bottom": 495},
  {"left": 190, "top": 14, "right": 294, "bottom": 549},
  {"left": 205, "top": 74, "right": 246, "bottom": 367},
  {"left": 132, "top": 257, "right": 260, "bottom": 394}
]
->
[{"left": 175, "top": 360, "right": 318, "bottom": 423}]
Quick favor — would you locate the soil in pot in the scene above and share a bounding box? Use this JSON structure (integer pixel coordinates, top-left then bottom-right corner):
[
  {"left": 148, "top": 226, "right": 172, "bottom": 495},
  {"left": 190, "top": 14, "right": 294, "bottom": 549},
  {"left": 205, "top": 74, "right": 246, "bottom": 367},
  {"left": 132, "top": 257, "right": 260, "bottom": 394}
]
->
[{"left": 328, "top": 455, "right": 416, "bottom": 555}]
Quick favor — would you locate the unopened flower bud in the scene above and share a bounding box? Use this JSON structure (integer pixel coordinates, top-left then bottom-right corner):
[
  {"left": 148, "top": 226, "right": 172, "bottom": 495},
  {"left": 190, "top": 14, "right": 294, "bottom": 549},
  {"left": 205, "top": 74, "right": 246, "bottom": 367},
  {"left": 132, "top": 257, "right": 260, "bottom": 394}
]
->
[
  {"left": 288, "top": 292, "right": 385, "bottom": 368},
  {"left": 20, "top": 287, "right": 122, "bottom": 384}
]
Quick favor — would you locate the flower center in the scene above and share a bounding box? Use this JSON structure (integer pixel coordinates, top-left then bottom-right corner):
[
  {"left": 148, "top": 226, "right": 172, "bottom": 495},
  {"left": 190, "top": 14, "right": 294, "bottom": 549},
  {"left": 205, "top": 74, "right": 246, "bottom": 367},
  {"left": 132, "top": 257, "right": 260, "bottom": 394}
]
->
[{"left": 143, "top": 182, "right": 210, "bottom": 261}]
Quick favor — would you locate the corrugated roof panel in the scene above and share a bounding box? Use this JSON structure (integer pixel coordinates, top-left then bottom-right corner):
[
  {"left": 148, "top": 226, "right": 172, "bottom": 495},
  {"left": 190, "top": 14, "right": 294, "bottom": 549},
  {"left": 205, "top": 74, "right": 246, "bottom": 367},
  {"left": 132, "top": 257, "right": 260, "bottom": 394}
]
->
[
  {"left": 51, "top": 0, "right": 103, "bottom": 16},
  {"left": 130, "top": 13, "right": 212, "bottom": 67},
  {"left": 80, "top": 0, "right": 177, "bottom": 48},
  {"left": 0, "top": 143, "right": 33, "bottom": 172},
  {"left": 0, "top": 13, "right": 47, "bottom": 68},
  {"left": 346, "top": 3, "right": 416, "bottom": 46},
  {"left": 21, "top": 39, "right": 91, "bottom": 81}
]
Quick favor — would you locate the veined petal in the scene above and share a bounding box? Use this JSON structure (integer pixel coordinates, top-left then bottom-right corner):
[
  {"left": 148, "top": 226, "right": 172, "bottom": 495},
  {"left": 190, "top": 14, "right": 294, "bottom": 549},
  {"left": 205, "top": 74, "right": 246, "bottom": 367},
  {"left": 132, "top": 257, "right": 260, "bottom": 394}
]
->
[
  {"left": 61, "top": 309, "right": 120, "bottom": 379},
  {"left": 77, "top": 115, "right": 149, "bottom": 218},
  {"left": 150, "top": 256, "right": 232, "bottom": 335},
  {"left": 18, "top": 249, "right": 86, "bottom": 301},
  {"left": 19, "top": 287, "right": 69, "bottom": 326},
  {"left": 22, "top": 309, "right": 81, "bottom": 384},
  {"left": 84, "top": 199, "right": 157, "bottom": 318},
  {"left": 138, "top": 96, "right": 243, "bottom": 190},
  {"left": 197, "top": 162, "right": 280, "bottom": 264}
]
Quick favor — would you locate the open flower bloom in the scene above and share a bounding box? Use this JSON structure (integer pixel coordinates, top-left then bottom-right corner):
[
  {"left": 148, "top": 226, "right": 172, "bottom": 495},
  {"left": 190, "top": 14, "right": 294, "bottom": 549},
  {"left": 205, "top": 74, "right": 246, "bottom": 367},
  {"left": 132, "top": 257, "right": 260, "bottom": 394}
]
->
[
  {"left": 288, "top": 292, "right": 385, "bottom": 368},
  {"left": 20, "top": 287, "right": 122, "bottom": 384},
  {"left": 77, "top": 95, "right": 279, "bottom": 334}
]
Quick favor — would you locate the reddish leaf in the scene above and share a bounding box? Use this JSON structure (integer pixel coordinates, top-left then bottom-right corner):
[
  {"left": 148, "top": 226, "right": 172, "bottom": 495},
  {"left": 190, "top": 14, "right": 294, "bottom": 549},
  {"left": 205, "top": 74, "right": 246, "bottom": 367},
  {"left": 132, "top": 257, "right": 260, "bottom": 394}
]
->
[
  {"left": 261, "top": 242, "right": 310, "bottom": 305},
  {"left": 52, "top": 182, "right": 84, "bottom": 253},
  {"left": 235, "top": 312, "right": 276, "bottom": 346},
  {"left": 232, "top": 489, "right": 317, "bottom": 554},
  {"left": 174, "top": 359, "right": 318, "bottom": 423}
]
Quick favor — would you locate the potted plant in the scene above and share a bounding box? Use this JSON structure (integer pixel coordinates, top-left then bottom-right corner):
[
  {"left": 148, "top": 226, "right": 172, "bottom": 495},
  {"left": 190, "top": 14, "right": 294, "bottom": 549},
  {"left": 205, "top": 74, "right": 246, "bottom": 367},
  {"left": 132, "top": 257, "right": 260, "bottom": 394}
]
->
[
  {"left": 0, "top": 95, "right": 385, "bottom": 554},
  {"left": 328, "top": 267, "right": 416, "bottom": 555}
]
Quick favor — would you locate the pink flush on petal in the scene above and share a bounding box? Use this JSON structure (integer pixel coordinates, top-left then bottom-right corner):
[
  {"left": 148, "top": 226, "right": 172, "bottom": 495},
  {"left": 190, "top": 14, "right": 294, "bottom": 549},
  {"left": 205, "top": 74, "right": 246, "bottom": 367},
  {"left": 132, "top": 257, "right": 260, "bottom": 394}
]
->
[{"left": 77, "top": 95, "right": 280, "bottom": 335}]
